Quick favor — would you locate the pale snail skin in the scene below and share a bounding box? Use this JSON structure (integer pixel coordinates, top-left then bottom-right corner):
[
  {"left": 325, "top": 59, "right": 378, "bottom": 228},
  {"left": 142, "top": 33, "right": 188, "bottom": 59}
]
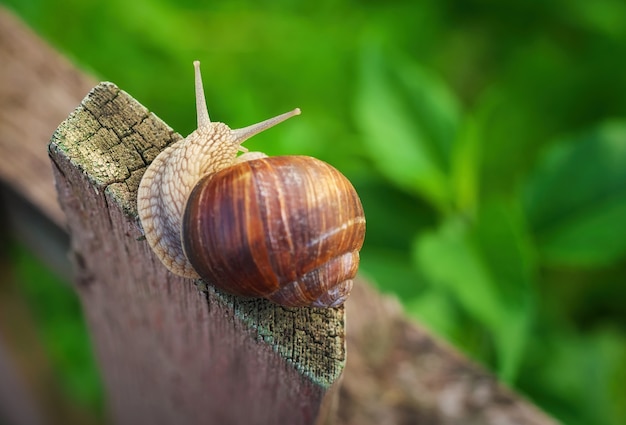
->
[{"left": 137, "top": 61, "right": 365, "bottom": 307}]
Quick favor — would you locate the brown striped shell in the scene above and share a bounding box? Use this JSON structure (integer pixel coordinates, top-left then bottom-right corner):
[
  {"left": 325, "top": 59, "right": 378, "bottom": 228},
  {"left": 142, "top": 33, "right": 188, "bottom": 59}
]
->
[
  {"left": 182, "top": 156, "right": 365, "bottom": 307},
  {"left": 137, "top": 61, "right": 366, "bottom": 308}
]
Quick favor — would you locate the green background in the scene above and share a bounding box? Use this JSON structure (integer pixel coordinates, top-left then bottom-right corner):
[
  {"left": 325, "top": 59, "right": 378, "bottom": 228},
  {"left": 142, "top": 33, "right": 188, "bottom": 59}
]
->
[{"left": 3, "top": 0, "right": 626, "bottom": 424}]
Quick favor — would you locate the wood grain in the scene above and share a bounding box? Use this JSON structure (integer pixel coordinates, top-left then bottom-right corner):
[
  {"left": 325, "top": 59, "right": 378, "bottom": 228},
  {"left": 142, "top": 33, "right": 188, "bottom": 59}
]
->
[
  {"left": 340, "top": 281, "right": 559, "bottom": 425},
  {"left": 49, "top": 82, "right": 344, "bottom": 425}
]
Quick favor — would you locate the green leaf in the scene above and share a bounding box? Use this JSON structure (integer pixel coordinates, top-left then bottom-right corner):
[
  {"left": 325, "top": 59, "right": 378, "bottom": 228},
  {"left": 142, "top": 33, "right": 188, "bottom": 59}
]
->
[
  {"left": 450, "top": 113, "right": 482, "bottom": 213},
  {"left": 520, "top": 326, "right": 626, "bottom": 425},
  {"left": 354, "top": 42, "right": 461, "bottom": 211},
  {"left": 524, "top": 121, "right": 626, "bottom": 267},
  {"left": 413, "top": 200, "right": 534, "bottom": 382},
  {"left": 359, "top": 247, "right": 426, "bottom": 301},
  {"left": 405, "top": 288, "right": 460, "bottom": 339}
]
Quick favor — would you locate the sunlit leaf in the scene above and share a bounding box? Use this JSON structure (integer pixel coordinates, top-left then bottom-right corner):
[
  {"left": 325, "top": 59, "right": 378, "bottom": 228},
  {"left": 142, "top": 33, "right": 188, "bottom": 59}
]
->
[
  {"left": 354, "top": 41, "right": 460, "bottom": 211},
  {"left": 450, "top": 113, "right": 482, "bottom": 213},
  {"left": 405, "top": 288, "right": 460, "bottom": 339},
  {"left": 413, "top": 200, "right": 534, "bottom": 381},
  {"left": 359, "top": 248, "right": 426, "bottom": 301},
  {"left": 524, "top": 121, "right": 626, "bottom": 266}
]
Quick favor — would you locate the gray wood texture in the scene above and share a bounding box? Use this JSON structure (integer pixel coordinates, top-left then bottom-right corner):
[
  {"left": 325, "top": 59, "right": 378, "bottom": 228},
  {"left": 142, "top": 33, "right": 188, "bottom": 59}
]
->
[
  {"left": 341, "top": 281, "right": 559, "bottom": 425},
  {"left": 48, "top": 82, "right": 344, "bottom": 425}
]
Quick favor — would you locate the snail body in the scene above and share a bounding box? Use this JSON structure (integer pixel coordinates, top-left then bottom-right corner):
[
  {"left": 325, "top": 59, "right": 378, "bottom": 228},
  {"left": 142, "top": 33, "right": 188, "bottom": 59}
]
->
[{"left": 137, "top": 61, "right": 365, "bottom": 308}]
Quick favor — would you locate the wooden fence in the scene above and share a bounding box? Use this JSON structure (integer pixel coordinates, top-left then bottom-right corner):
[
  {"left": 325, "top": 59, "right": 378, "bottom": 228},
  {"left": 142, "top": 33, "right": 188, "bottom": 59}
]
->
[{"left": 0, "top": 7, "right": 558, "bottom": 425}]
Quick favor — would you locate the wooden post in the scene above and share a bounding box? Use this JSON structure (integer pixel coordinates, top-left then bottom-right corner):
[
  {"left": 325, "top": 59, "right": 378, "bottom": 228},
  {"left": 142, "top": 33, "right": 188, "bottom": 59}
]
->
[{"left": 48, "top": 82, "right": 344, "bottom": 425}]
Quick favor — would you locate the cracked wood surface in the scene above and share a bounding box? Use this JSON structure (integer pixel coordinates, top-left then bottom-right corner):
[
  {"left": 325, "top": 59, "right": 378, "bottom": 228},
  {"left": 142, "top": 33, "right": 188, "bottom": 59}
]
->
[{"left": 49, "top": 82, "right": 344, "bottom": 425}]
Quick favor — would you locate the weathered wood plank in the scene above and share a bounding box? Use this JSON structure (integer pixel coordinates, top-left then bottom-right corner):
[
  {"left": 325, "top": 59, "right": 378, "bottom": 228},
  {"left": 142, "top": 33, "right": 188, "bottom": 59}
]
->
[
  {"left": 49, "top": 82, "right": 344, "bottom": 425},
  {"left": 0, "top": 7, "right": 95, "bottom": 229},
  {"left": 340, "top": 281, "right": 559, "bottom": 425}
]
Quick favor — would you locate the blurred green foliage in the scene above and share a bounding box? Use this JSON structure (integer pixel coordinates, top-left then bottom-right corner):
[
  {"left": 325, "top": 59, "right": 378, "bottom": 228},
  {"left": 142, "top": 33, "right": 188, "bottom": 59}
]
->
[
  {"left": 8, "top": 243, "right": 104, "bottom": 418},
  {"left": 2, "top": 0, "right": 626, "bottom": 423}
]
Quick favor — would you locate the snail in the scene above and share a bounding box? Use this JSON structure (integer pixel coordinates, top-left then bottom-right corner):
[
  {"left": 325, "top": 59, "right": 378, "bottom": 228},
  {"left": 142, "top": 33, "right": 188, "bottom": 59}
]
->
[{"left": 137, "top": 61, "right": 365, "bottom": 308}]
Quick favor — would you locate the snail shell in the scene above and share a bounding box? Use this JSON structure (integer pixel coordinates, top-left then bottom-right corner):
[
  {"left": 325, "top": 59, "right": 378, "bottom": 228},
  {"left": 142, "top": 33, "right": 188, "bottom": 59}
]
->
[
  {"left": 137, "top": 61, "right": 365, "bottom": 308},
  {"left": 183, "top": 155, "right": 365, "bottom": 307}
]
